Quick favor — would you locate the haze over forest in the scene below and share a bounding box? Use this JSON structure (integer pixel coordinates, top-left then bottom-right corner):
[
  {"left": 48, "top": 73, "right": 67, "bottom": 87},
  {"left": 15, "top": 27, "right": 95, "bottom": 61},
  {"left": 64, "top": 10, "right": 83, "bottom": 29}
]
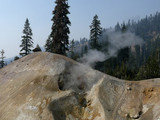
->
[{"left": 0, "top": 0, "right": 160, "bottom": 58}]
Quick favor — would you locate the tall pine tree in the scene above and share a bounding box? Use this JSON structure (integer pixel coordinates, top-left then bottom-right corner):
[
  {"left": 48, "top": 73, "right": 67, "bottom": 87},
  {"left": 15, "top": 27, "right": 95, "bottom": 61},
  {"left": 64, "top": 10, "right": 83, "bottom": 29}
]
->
[
  {"left": 50, "top": 0, "right": 71, "bottom": 55},
  {"left": 20, "top": 18, "right": 33, "bottom": 56},
  {"left": 90, "top": 14, "right": 102, "bottom": 50}
]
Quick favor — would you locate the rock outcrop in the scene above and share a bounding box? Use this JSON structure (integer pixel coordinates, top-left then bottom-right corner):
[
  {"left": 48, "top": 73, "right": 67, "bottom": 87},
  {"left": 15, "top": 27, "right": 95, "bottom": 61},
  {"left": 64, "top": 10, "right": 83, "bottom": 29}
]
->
[{"left": 0, "top": 52, "right": 160, "bottom": 120}]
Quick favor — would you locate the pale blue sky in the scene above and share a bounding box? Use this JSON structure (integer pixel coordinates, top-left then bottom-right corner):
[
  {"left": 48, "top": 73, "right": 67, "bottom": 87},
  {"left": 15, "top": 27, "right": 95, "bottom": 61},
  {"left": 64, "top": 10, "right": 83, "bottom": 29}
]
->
[{"left": 0, "top": 0, "right": 160, "bottom": 58}]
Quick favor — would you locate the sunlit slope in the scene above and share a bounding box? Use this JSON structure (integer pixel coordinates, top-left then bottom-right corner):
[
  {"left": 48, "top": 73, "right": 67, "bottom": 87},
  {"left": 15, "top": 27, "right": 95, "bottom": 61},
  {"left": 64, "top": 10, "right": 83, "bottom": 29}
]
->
[{"left": 0, "top": 52, "right": 160, "bottom": 120}]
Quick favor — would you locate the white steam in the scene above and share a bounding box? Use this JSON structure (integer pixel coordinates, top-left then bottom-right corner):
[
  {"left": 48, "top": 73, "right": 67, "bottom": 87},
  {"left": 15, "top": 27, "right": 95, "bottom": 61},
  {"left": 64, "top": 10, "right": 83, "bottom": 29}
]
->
[
  {"left": 64, "top": 30, "right": 144, "bottom": 92},
  {"left": 103, "top": 30, "right": 144, "bottom": 57},
  {"left": 80, "top": 29, "right": 144, "bottom": 67},
  {"left": 79, "top": 50, "right": 106, "bottom": 67}
]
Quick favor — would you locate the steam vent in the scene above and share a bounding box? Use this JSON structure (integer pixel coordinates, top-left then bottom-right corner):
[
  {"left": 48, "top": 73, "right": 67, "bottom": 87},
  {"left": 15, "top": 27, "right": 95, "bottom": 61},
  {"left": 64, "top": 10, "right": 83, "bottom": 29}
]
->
[{"left": 1, "top": 52, "right": 160, "bottom": 120}]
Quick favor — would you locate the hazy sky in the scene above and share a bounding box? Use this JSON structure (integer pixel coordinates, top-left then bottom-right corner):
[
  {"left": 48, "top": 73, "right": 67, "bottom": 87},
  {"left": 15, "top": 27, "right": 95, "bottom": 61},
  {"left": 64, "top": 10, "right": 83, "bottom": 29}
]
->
[{"left": 0, "top": 0, "right": 160, "bottom": 58}]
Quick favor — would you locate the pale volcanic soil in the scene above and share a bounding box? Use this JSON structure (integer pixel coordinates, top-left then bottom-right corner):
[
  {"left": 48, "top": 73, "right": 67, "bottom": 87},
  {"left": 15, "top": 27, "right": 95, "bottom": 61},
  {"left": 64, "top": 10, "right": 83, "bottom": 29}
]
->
[{"left": 0, "top": 52, "right": 160, "bottom": 120}]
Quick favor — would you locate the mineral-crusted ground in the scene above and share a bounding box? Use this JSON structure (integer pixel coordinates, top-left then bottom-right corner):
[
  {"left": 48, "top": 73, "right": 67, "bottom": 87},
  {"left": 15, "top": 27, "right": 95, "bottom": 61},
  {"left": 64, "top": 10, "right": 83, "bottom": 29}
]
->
[{"left": 0, "top": 52, "right": 160, "bottom": 120}]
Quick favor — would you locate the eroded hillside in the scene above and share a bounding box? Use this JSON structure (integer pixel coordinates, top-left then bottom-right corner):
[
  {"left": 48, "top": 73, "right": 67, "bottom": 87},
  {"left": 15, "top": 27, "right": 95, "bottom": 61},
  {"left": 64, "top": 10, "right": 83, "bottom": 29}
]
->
[{"left": 0, "top": 52, "right": 160, "bottom": 120}]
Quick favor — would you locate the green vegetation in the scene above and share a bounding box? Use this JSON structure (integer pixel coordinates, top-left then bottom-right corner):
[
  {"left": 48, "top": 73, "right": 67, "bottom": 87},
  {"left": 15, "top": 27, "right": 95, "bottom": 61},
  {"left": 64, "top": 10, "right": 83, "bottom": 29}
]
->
[
  {"left": 97, "top": 12, "right": 160, "bottom": 80},
  {"left": 70, "top": 12, "right": 160, "bottom": 80},
  {"left": 19, "top": 18, "right": 33, "bottom": 56},
  {"left": 50, "top": 0, "right": 71, "bottom": 55},
  {"left": 0, "top": 50, "right": 5, "bottom": 68},
  {"left": 90, "top": 15, "right": 102, "bottom": 50},
  {"left": 45, "top": 36, "right": 52, "bottom": 52}
]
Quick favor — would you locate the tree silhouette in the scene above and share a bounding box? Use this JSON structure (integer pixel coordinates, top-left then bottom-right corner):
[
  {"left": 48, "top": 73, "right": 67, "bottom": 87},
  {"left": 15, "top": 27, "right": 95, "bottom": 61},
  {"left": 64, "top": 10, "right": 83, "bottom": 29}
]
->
[
  {"left": 50, "top": 0, "right": 71, "bottom": 55},
  {"left": 0, "top": 49, "right": 5, "bottom": 68},
  {"left": 90, "top": 14, "right": 102, "bottom": 50},
  {"left": 20, "top": 18, "right": 33, "bottom": 56}
]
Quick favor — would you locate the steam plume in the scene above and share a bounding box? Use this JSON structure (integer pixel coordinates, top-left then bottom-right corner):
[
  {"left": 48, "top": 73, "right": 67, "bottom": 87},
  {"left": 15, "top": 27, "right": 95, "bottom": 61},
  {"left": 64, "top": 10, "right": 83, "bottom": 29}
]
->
[
  {"left": 102, "top": 29, "right": 144, "bottom": 57},
  {"left": 64, "top": 29, "right": 144, "bottom": 91},
  {"left": 80, "top": 29, "right": 144, "bottom": 67},
  {"left": 79, "top": 50, "right": 106, "bottom": 67}
]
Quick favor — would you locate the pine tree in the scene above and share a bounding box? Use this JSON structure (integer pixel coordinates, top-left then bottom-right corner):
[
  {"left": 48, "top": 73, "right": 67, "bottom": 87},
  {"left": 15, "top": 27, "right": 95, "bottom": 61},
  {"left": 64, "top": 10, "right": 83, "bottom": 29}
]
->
[
  {"left": 84, "top": 45, "right": 88, "bottom": 54},
  {"left": 136, "top": 50, "right": 160, "bottom": 80},
  {"left": 0, "top": 49, "right": 5, "bottom": 68},
  {"left": 33, "top": 44, "right": 42, "bottom": 52},
  {"left": 90, "top": 14, "right": 102, "bottom": 50},
  {"left": 20, "top": 18, "right": 33, "bottom": 56},
  {"left": 70, "top": 39, "right": 75, "bottom": 59},
  {"left": 121, "top": 22, "right": 127, "bottom": 32},
  {"left": 50, "top": 0, "right": 71, "bottom": 55},
  {"left": 115, "top": 22, "right": 121, "bottom": 32},
  {"left": 45, "top": 36, "right": 53, "bottom": 52}
]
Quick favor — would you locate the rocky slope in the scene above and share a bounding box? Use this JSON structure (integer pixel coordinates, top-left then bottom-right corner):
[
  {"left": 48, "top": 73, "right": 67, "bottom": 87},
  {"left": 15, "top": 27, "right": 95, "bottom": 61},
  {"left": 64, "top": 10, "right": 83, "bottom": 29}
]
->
[{"left": 0, "top": 52, "right": 160, "bottom": 120}]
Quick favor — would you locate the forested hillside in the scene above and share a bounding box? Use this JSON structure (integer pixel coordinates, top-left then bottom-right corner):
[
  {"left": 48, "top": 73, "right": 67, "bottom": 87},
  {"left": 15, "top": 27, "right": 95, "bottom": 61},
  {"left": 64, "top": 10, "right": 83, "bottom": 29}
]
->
[
  {"left": 103, "top": 12, "right": 160, "bottom": 80},
  {"left": 70, "top": 12, "right": 160, "bottom": 80}
]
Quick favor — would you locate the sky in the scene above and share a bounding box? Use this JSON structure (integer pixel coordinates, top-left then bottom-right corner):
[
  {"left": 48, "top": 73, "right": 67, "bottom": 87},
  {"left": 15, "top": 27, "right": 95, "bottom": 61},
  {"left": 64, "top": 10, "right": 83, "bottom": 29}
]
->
[{"left": 0, "top": 0, "right": 160, "bottom": 58}]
